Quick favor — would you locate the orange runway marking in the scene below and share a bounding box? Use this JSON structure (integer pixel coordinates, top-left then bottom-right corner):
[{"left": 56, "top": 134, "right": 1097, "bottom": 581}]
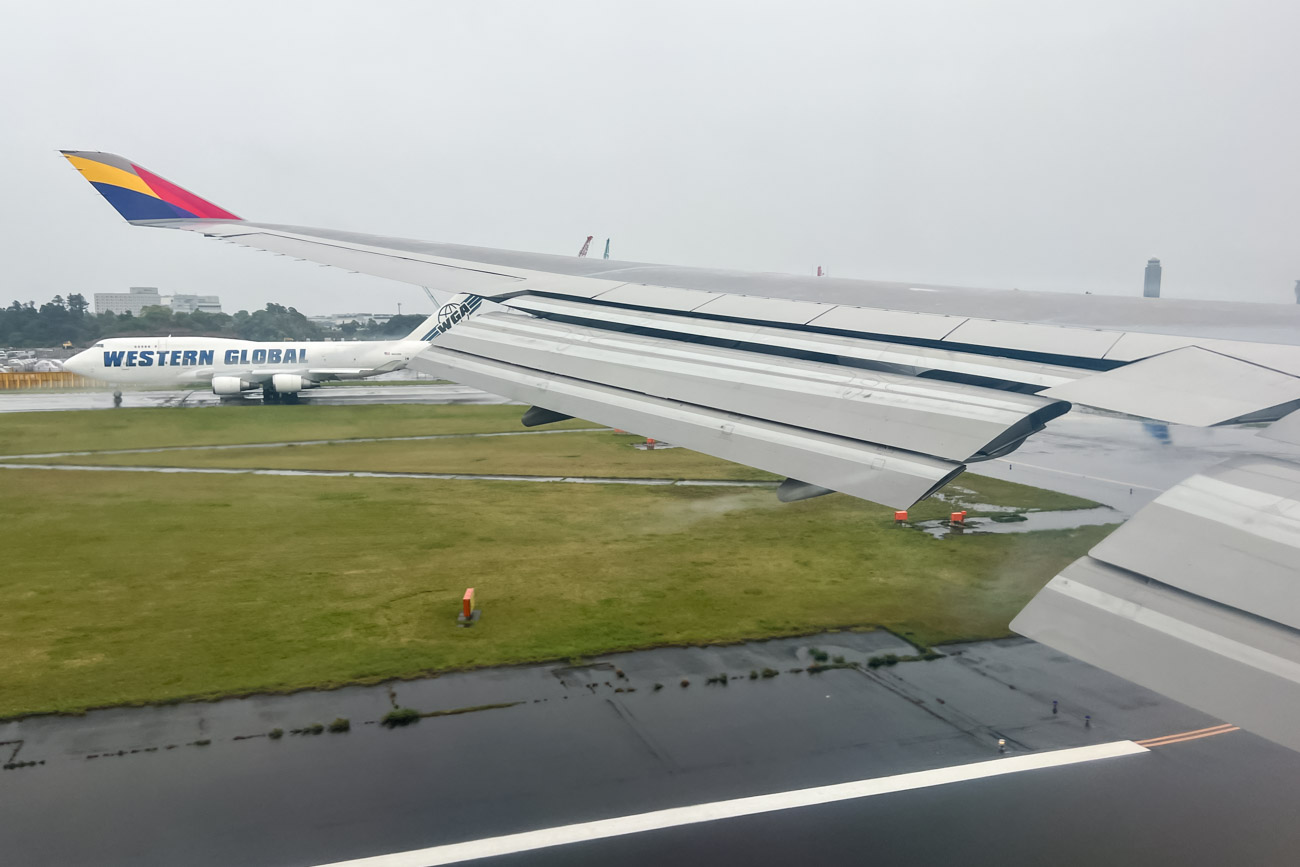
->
[{"left": 1136, "top": 723, "right": 1240, "bottom": 747}]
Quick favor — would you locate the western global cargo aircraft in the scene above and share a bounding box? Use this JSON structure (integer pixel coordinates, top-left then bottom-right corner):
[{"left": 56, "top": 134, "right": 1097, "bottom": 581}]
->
[
  {"left": 59, "top": 149, "right": 1300, "bottom": 754},
  {"left": 62, "top": 312, "right": 461, "bottom": 402}
]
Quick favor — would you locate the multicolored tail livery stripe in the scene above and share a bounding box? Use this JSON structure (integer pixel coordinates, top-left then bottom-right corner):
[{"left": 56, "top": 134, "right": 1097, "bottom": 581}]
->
[{"left": 60, "top": 151, "right": 241, "bottom": 222}]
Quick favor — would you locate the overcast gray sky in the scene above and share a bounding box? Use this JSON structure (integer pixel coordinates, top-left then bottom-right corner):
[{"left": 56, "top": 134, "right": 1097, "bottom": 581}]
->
[{"left": 3, "top": 0, "right": 1296, "bottom": 315}]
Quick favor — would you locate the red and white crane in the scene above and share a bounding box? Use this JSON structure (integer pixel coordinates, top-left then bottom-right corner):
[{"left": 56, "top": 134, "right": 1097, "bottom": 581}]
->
[{"left": 577, "top": 235, "right": 593, "bottom": 258}]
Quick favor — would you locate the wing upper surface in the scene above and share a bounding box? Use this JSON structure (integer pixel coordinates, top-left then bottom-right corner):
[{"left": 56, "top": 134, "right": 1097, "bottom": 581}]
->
[
  {"left": 163, "top": 219, "right": 1300, "bottom": 370},
  {"left": 163, "top": 219, "right": 1300, "bottom": 341}
]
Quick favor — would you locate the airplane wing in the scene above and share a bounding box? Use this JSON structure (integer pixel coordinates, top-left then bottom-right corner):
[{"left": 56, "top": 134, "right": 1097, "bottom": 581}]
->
[
  {"left": 59, "top": 151, "right": 1300, "bottom": 505},
  {"left": 61, "top": 150, "right": 1300, "bottom": 751}
]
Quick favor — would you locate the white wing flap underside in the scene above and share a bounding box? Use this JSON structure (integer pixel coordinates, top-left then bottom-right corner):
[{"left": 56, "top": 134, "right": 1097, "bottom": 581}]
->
[
  {"left": 410, "top": 346, "right": 966, "bottom": 509},
  {"left": 1012, "top": 457, "right": 1300, "bottom": 753},
  {"left": 435, "top": 312, "right": 1067, "bottom": 463}
]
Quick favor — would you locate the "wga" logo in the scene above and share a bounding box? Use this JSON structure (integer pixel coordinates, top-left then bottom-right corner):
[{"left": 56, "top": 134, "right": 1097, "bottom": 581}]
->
[{"left": 422, "top": 295, "right": 484, "bottom": 341}]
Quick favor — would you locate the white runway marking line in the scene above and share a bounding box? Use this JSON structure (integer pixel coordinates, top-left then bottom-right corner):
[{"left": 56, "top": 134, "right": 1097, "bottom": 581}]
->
[{"left": 310, "top": 741, "right": 1147, "bottom": 867}]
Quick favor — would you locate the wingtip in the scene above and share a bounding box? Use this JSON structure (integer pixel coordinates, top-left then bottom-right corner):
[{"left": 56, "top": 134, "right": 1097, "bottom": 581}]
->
[{"left": 60, "top": 151, "right": 241, "bottom": 222}]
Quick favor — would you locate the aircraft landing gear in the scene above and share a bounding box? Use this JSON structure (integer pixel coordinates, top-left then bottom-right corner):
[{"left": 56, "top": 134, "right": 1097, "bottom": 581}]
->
[{"left": 261, "top": 387, "right": 300, "bottom": 405}]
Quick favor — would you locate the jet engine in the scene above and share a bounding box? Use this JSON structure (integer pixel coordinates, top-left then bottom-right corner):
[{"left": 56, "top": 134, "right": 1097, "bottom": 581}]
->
[
  {"left": 211, "top": 375, "right": 257, "bottom": 395},
  {"left": 271, "top": 373, "right": 316, "bottom": 393}
]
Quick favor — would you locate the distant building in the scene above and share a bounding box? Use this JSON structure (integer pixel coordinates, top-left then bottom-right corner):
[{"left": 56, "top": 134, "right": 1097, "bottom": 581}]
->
[
  {"left": 309, "top": 312, "right": 399, "bottom": 329},
  {"left": 1294, "top": 280, "right": 1299, "bottom": 305},
  {"left": 94, "top": 286, "right": 162, "bottom": 316},
  {"left": 92, "top": 287, "right": 223, "bottom": 316},
  {"left": 1143, "top": 258, "right": 1162, "bottom": 298},
  {"left": 165, "top": 294, "right": 223, "bottom": 314}
]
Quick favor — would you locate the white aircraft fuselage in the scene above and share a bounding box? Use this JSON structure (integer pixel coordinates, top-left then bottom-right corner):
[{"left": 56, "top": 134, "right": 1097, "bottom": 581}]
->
[{"left": 64, "top": 334, "right": 432, "bottom": 397}]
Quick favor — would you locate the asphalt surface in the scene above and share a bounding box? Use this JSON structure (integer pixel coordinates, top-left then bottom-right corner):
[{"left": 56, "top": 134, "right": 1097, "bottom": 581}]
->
[
  {"left": 0, "top": 382, "right": 512, "bottom": 412},
  {"left": 500, "top": 732, "right": 1298, "bottom": 867},
  {"left": 3, "top": 635, "right": 1295, "bottom": 867}
]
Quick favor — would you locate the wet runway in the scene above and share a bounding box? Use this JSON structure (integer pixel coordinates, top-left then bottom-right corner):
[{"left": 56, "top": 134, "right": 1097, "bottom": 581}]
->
[
  {"left": 0, "top": 383, "right": 512, "bottom": 413},
  {"left": 2, "top": 635, "right": 1295, "bottom": 867}
]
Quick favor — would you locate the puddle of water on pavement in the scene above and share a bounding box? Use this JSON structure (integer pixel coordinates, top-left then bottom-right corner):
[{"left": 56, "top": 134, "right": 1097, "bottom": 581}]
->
[{"left": 913, "top": 506, "right": 1121, "bottom": 539}]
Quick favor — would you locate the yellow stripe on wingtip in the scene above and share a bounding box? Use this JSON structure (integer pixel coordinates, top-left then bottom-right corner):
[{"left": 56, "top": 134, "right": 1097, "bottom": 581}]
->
[{"left": 64, "top": 154, "right": 157, "bottom": 198}]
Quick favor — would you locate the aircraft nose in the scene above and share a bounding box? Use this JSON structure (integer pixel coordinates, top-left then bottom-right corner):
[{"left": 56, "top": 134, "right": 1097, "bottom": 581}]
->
[{"left": 64, "top": 350, "right": 93, "bottom": 375}]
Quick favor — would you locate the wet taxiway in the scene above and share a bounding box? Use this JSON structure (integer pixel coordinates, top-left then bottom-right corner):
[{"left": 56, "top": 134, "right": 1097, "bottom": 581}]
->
[
  {"left": 2, "top": 634, "right": 1296, "bottom": 867},
  {"left": 8, "top": 385, "right": 1298, "bottom": 523},
  {"left": 0, "top": 383, "right": 512, "bottom": 413}
]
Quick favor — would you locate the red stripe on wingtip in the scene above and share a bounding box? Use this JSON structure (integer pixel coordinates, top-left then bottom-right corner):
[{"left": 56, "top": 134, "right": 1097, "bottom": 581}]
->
[{"left": 131, "top": 164, "right": 241, "bottom": 220}]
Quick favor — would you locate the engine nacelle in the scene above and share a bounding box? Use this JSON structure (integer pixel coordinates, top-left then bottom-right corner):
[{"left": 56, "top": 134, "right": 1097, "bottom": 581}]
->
[
  {"left": 271, "top": 373, "right": 316, "bottom": 393},
  {"left": 211, "top": 375, "right": 256, "bottom": 395}
]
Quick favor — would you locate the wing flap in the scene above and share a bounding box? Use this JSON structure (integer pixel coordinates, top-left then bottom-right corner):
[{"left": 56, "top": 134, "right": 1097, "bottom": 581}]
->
[
  {"left": 1012, "top": 456, "right": 1300, "bottom": 754},
  {"left": 409, "top": 346, "right": 965, "bottom": 509},
  {"left": 1258, "top": 408, "right": 1300, "bottom": 446},
  {"left": 1089, "top": 458, "right": 1300, "bottom": 631},
  {"left": 1042, "top": 346, "right": 1300, "bottom": 425},
  {"left": 435, "top": 311, "right": 1069, "bottom": 463},
  {"left": 1011, "top": 556, "right": 1300, "bottom": 753}
]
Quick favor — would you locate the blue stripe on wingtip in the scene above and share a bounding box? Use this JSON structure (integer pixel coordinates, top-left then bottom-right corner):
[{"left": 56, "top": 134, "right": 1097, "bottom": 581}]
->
[{"left": 90, "top": 183, "right": 198, "bottom": 220}]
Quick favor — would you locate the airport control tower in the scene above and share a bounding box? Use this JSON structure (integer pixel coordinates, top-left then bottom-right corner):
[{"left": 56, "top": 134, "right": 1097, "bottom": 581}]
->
[{"left": 1143, "top": 258, "right": 1162, "bottom": 298}]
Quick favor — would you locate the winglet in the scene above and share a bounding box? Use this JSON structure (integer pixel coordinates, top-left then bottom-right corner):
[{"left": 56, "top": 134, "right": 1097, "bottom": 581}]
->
[{"left": 60, "top": 151, "right": 241, "bottom": 222}]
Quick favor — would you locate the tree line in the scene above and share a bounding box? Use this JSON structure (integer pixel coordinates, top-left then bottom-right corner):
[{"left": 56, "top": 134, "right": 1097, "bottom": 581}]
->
[{"left": 0, "top": 294, "right": 430, "bottom": 348}]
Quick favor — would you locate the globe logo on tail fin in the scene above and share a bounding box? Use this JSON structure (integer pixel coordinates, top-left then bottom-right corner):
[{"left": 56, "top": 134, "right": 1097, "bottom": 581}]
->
[{"left": 424, "top": 295, "right": 483, "bottom": 340}]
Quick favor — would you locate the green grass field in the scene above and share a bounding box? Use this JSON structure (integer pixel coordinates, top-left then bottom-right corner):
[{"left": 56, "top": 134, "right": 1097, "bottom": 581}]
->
[
  {"left": 0, "top": 405, "right": 1113, "bottom": 718},
  {"left": 15, "top": 431, "right": 779, "bottom": 481},
  {"left": 0, "top": 404, "right": 589, "bottom": 455}
]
